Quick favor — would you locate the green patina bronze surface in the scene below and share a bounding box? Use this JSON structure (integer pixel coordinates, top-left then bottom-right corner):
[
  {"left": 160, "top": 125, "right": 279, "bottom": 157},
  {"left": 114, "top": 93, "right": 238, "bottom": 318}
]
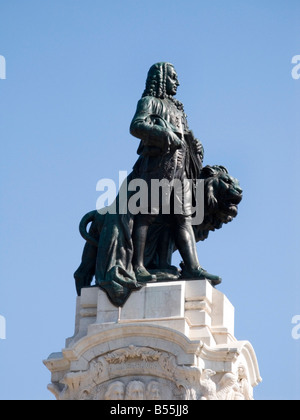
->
[{"left": 74, "top": 63, "right": 242, "bottom": 307}]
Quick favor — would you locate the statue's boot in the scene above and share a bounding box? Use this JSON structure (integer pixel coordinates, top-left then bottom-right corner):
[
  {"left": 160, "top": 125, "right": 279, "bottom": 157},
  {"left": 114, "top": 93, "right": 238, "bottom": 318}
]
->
[
  {"left": 180, "top": 262, "right": 222, "bottom": 286},
  {"left": 135, "top": 266, "right": 157, "bottom": 283}
]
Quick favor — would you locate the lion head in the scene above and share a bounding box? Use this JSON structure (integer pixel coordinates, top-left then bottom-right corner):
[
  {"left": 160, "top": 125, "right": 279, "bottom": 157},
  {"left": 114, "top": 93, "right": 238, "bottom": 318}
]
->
[{"left": 193, "top": 165, "right": 243, "bottom": 242}]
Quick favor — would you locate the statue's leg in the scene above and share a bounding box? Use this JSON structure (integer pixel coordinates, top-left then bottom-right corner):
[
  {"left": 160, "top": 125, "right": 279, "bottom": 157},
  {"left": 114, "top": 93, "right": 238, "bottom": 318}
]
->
[
  {"left": 156, "top": 220, "right": 177, "bottom": 270},
  {"left": 157, "top": 230, "right": 173, "bottom": 269},
  {"left": 172, "top": 175, "right": 222, "bottom": 285},
  {"left": 132, "top": 214, "right": 157, "bottom": 283},
  {"left": 74, "top": 221, "right": 99, "bottom": 295},
  {"left": 174, "top": 214, "right": 200, "bottom": 270},
  {"left": 174, "top": 214, "right": 222, "bottom": 285}
]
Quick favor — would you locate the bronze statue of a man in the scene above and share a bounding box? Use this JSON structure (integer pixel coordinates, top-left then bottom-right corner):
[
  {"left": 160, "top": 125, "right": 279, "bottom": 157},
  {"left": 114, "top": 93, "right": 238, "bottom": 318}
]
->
[{"left": 130, "top": 62, "right": 221, "bottom": 284}]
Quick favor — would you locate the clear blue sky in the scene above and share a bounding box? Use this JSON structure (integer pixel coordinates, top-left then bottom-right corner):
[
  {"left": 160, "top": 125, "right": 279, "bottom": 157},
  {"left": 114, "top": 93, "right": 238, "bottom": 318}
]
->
[{"left": 0, "top": 0, "right": 299, "bottom": 400}]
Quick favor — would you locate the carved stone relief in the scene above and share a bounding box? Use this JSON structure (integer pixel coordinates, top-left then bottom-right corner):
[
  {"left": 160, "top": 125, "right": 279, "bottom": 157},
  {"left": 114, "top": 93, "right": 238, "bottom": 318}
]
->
[
  {"left": 101, "top": 379, "right": 162, "bottom": 401},
  {"left": 48, "top": 345, "right": 255, "bottom": 400},
  {"left": 199, "top": 367, "right": 253, "bottom": 400}
]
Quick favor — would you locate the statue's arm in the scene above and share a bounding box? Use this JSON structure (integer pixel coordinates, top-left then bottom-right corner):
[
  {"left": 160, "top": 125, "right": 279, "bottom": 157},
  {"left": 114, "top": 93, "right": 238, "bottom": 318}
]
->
[{"left": 130, "top": 97, "right": 182, "bottom": 149}]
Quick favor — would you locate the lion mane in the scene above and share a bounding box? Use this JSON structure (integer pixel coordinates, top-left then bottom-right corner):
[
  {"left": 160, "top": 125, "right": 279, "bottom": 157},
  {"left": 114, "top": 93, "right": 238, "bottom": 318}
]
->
[{"left": 193, "top": 165, "right": 243, "bottom": 242}]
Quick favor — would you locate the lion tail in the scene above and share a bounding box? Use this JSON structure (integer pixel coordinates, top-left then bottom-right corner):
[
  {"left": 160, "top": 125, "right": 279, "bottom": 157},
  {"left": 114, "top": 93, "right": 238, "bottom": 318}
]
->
[{"left": 79, "top": 210, "right": 99, "bottom": 247}]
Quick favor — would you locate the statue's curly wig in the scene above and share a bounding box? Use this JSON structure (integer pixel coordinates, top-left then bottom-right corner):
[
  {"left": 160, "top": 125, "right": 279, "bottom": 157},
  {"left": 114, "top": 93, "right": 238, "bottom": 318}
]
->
[{"left": 142, "top": 62, "right": 184, "bottom": 112}]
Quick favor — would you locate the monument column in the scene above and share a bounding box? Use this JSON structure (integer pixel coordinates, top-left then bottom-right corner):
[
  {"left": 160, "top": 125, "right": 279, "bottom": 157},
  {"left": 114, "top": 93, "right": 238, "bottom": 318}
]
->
[{"left": 44, "top": 280, "right": 261, "bottom": 400}]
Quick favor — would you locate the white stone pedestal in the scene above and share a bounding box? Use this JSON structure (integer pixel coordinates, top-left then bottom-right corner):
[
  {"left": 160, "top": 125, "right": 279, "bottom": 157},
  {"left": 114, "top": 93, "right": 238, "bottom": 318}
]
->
[{"left": 43, "top": 280, "right": 261, "bottom": 400}]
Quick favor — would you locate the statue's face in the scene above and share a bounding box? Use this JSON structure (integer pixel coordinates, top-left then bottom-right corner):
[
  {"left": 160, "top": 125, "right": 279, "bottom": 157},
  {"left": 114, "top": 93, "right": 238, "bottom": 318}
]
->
[
  {"left": 127, "top": 383, "right": 144, "bottom": 400},
  {"left": 106, "top": 382, "right": 125, "bottom": 400},
  {"left": 112, "top": 384, "right": 125, "bottom": 400},
  {"left": 166, "top": 65, "right": 180, "bottom": 96},
  {"left": 148, "top": 384, "right": 160, "bottom": 400}
]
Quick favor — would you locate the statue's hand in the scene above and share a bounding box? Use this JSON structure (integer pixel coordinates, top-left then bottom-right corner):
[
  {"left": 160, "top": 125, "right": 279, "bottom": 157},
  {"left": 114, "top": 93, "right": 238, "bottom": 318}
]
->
[
  {"left": 192, "top": 138, "right": 204, "bottom": 161},
  {"left": 172, "top": 137, "right": 184, "bottom": 149},
  {"left": 169, "top": 132, "right": 184, "bottom": 149}
]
